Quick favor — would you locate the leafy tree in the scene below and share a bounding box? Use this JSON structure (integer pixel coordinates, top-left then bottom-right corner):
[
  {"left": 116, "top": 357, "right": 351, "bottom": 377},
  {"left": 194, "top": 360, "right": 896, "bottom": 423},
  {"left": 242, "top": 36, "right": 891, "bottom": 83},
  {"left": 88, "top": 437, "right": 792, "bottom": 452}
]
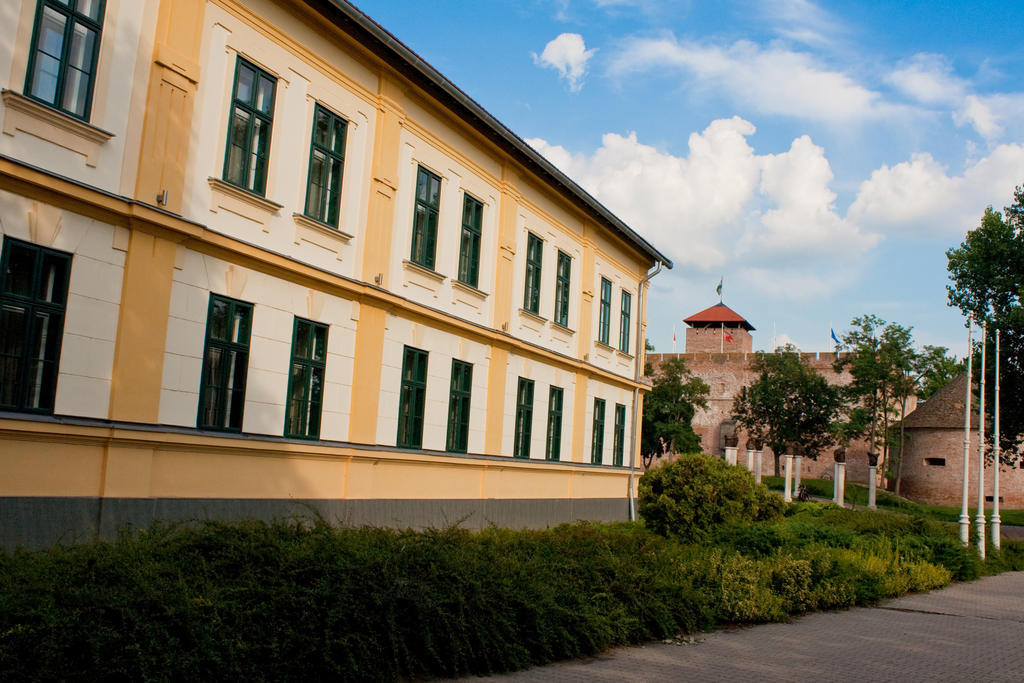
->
[
  {"left": 947, "top": 191, "right": 1024, "bottom": 457},
  {"left": 732, "top": 346, "right": 843, "bottom": 475},
  {"left": 914, "top": 345, "right": 963, "bottom": 401},
  {"left": 833, "top": 316, "right": 918, "bottom": 492},
  {"left": 641, "top": 357, "right": 709, "bottom": 466}
]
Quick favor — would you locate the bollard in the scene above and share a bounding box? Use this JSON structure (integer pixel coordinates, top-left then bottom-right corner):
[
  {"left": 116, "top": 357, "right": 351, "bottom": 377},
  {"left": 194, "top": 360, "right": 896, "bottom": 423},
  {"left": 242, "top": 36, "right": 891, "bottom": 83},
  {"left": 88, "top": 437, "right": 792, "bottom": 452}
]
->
[
  {"left": 793, "top": 455, "right": 803, "bottom": 495},
  {"left": 724, "top": 446, "right": 737, "bottom": 466},
  {"left": 833, "top": 462, "right": 846, "bottom": 506},
  {"left": 746, "top": 449, "right": 755, "bottom": 473},
  {"left": 754, "top": 450, "right": 762, "bottom": 484},
  {"left": 867, "top": 466, "right": 877, "bottom": 509},
  {"left": 866, "top": 452, "right": 878, "bottom": 510},
  {"left": 783, "top": 455, "right": 794, "bottom": 502}
]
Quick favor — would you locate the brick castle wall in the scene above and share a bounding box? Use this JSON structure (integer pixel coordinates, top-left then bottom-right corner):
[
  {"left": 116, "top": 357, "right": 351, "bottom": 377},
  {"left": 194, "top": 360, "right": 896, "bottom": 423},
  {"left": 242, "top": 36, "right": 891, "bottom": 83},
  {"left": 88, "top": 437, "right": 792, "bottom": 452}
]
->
[
  {"left": 644, "top": 350, "right": 1024, "bottom": 506},
  {"left": 645, "top": 351, "right": 915, "bottom": 485},
  {"left": 900, "top": 427, "right": 1024, "bottom": 507},
  {"left": 685, "top": 327, "right": 753, "bottom": 354}
]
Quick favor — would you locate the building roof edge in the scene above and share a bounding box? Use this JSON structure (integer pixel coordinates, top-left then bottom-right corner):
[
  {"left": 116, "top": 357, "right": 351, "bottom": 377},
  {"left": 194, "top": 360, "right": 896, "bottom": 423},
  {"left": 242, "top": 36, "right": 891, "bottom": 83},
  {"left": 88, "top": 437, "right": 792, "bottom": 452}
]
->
[{"left": 307, "top": 0, "right": 673, "bottom": 269}]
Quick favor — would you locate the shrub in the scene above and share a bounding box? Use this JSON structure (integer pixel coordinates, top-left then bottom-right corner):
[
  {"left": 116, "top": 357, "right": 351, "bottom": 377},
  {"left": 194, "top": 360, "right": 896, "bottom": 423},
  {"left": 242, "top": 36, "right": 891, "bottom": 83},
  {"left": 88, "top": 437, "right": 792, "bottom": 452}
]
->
[
  {"left": 638, "top": 453, "right": 785, "bottom": 541},
  {"left": 0, "top": 520, "right": 723, "bottom": 680},
  {"left": 0, "top": 500, "right": 1012, "bottom": 678}
]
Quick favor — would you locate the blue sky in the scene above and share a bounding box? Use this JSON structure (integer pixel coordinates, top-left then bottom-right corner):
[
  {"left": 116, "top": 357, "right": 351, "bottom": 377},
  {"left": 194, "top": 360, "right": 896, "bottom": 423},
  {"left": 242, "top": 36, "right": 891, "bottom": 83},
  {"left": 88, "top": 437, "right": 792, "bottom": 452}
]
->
[{"left": 354, "top": 0, "right": 1024, "bottom": 356}]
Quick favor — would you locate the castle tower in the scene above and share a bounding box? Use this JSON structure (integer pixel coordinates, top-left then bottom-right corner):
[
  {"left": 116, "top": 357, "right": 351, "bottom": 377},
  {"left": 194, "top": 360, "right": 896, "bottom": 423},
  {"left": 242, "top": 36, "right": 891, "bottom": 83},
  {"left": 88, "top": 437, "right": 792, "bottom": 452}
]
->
[{"left": 683, "top": 303, "right": 754, "bottom": 353}]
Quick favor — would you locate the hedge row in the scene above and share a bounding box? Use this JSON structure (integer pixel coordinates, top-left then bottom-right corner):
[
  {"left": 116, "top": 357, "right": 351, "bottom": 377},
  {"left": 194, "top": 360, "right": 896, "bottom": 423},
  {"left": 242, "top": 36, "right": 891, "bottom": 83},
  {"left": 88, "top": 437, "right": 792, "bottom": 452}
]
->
[
  {"left": 2, "top": 454, "right": 1021, "bottom": 680},
  {"left": 3, "top": 514, "right": 1020, "bottom": 680}
]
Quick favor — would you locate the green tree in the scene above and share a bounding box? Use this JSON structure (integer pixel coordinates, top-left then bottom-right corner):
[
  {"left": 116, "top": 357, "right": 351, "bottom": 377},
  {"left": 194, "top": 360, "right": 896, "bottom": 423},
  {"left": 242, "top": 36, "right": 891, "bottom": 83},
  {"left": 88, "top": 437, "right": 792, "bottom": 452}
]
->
[
  {"left": 833, "top": 316, "right": 918, "bottom": 493},
  {"left": 732, "top": 346, "right": 843, "bottom": 475},
  {"left": 641, "top": 357, "right": 709, "bottom": 466},
  {"left": 947, "top": 191, "right": 1024, "bottom": 457},
  {"left": 914, "top": 345, "right": 963, "bottom": 401}
]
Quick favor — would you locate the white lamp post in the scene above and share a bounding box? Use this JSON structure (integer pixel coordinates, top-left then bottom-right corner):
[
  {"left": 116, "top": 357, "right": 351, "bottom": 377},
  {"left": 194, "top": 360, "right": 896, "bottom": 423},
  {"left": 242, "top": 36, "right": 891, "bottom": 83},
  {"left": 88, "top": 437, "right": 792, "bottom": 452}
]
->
[
  {"left": 959, "top": 315, "right": 973, "bottom": 546},
  {"left": 976, "top": 323, "right": 987, "bottom": 559},
  {"left": 992, "top": 329, "right": 1001, "bottom": 549}
]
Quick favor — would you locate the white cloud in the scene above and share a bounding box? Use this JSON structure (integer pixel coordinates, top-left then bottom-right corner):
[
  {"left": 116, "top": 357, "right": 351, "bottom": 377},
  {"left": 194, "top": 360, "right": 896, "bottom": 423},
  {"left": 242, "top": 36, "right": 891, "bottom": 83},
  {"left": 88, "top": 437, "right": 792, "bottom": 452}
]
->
[
  {"left": 533, "top": 33, "right": 597, "bottom": 92},
  {"left": 887, "top": 53, "right": 967, "bottom": 105},
  {"left": 528, "top": 118, "right": 877, "bottom": 298},
  {"left": 953, "top": 93, "right": 1024, "bottom": 142},
  {"left": 744, "top": 135, "right": 879, "bottom": 259},
  {"left": 760, "top": 0, "right": 845, "bottom": 49},
  {"left": 769, "top": 332, "right": 800, "bottom": 351},
  {"left": 848, "top": 143, "right": 1024, "bottom": 236},
  {"left": 609, "top": 37, "right": 896, "bottom": 123},
  {"left": 955, "top": 95, "right": 1002, "bottom": 139},
  {"left": 885, "top": 53, "right": 1024, "bottom": 142}
]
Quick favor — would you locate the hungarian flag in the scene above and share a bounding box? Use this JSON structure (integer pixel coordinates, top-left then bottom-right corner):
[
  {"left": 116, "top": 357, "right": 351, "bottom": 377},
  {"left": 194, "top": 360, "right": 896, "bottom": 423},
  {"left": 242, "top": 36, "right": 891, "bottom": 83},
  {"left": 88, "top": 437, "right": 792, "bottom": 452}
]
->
[
  {"left": 716, "top": 278, "right": 723, "bottom": 297},
  {"left": 723, "top": 328, "right": 734, "bottom": 343}
]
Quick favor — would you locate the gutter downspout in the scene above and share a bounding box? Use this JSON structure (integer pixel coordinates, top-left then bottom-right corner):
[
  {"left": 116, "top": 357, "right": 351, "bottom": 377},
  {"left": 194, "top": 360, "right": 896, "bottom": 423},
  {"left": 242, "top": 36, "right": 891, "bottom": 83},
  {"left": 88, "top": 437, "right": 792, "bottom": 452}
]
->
[{"left": 628, "top": 260, "right": 663, "bottom": 521}]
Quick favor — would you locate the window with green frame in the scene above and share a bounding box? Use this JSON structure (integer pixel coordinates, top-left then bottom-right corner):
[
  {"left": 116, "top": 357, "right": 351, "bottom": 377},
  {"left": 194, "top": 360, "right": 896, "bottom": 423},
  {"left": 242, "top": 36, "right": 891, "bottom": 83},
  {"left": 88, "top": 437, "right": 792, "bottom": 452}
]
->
[
  {"left": 513, "top": 377, "right": 534, "bottom": 459},
  {"left": 613, "top": 403, "right": 626, "bottom": 466},
  {"left": 410, "top": 166, "right": 441, "bottom": 269},
  {"left": 397, "top": 346, "right": 428, "bottom": 448},
  {"left": 197, "top": 294, "right": 253, "bottom": 432},
  {"left": 304, "top": 104, "right": 347, "bottom": 227},
  {"left": 223, "top": 57, "right": 276, "bottom": 196},
  {"left": 619, "top": 290, "right": 632, "bottom": 353},
  {"left": 591, "top": 397, "right": 606, "bottom": 464},
  {"left": 545, "top": 386, "right": 563, "bottom": 461},
  {"left": 25, "top": 0, "right": 105, "bottom": 120},
  {"left": 598, "top": 278, "right": 611, "bottom": 344},
  {"left": 523, "top": 233, "right": 543, "bottom": 314},
  {"left": 0, "top": 237, "right": 71, "bottom": 414},
  {"left": 457, "top": 194, "right": 483, "bottom": 287},
  {"left": 284, "top": 318, "right": 328, "bottom": 439},
  {"left": 446, "top": 359, "right": 472, "bottom": 453},
  {"left": 554, "top": 251, "right": 571, "bottom": 327}
]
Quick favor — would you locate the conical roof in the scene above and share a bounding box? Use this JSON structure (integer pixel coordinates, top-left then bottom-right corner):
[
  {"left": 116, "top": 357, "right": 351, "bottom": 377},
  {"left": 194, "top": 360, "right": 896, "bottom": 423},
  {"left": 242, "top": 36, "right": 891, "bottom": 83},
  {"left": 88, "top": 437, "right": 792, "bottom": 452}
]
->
[
  {"left": 683, "top": 302, "right": 755, "bottom": 331},
  {"left": 902, "top": 373, "right": 977, "bottom": 430}
]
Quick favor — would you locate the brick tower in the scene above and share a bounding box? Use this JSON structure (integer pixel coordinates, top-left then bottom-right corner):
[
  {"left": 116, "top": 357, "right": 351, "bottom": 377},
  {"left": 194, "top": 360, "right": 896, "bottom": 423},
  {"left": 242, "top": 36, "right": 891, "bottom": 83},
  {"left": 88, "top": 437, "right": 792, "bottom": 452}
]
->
[{"left": 683, "top": 302, "right": 754, "bottom": 353}]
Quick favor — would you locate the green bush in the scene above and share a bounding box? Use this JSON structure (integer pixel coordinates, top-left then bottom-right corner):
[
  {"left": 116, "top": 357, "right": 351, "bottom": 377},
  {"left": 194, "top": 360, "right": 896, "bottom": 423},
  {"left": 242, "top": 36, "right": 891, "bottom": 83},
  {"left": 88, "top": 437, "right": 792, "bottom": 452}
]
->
[
  {"left": 0, "top": 520, "right": 723, "bottom": 681},
  {"left": 638, "top": 453, "right": 785, "bottom": 541},
  {"left": 0, "top": 496, "right": 1016, "bottom": 678}
]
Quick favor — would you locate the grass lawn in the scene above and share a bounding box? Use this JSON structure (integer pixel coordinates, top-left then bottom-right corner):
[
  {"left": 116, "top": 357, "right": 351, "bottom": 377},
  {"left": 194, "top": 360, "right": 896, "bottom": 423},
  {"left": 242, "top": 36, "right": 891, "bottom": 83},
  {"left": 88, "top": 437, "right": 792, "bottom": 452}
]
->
[{"left": 762, "top": 475, "right": 1024, "bottom": 526}]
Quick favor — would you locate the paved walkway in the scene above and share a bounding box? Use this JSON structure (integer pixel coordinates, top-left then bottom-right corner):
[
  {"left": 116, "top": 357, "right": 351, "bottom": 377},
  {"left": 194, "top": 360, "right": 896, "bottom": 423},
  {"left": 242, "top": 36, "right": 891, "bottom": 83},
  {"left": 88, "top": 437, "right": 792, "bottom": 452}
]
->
[{"left": 487, "top": 572, "right": 1024, "bottom": 682}]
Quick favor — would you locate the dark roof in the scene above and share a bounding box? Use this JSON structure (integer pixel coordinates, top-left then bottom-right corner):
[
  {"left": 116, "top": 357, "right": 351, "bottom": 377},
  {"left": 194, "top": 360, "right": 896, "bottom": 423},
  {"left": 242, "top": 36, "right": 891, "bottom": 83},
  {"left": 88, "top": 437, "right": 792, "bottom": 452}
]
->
[
  {"left": 903, "top": 373, "right": 977, "bottom": 430},
  {"left": 306, "top": 0, "right": 672, "bottom": 269},
  {"left": 683, "top": 303, "right": 755, "bottom": 330}
]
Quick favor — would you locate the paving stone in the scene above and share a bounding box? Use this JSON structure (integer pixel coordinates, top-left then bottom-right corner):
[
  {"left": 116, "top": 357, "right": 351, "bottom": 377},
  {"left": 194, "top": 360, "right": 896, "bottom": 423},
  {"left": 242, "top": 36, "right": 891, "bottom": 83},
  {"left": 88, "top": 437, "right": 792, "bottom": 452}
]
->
[{"left": 482, "top": 572, "right": 1024, "bottom": 682}]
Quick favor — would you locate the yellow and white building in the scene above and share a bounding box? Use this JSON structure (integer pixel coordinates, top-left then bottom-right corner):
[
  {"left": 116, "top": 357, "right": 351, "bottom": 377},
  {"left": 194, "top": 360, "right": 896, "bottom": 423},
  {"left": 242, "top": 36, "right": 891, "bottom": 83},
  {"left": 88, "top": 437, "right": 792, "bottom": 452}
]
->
[{"left": 0, "top": 0, "right": 671, "bottom": 547}]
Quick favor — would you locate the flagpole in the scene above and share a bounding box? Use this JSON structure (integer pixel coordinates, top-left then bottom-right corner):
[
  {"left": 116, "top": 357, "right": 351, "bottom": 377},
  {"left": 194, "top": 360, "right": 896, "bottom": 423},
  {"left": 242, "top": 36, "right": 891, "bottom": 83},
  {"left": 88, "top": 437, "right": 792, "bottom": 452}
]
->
[
  {"left": 992, "top": 329, "right": 1001, "bottom": 549},
  {"left": 977, "top": 323, "right": 987, "bottom": 558},
  {"left": 720, "top": 322, "right": 724, "bottom": 353},
  {"left": 959, "top": 314, "right": 973, "bottom": 546}
]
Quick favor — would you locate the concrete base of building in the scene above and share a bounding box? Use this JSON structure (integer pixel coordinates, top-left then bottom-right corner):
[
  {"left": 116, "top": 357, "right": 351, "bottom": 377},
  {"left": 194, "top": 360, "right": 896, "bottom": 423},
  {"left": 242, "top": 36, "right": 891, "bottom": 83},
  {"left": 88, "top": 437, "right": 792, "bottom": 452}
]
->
[{"left": 0, "top": 496, "right": 630, "bottom": 550}]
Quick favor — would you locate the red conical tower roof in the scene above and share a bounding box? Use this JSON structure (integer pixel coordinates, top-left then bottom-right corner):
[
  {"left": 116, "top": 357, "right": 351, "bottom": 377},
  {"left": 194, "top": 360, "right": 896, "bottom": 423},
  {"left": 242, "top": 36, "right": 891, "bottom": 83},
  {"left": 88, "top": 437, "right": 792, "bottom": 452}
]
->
[{"left": 683, "top": 302, "right": 755, "bottom": 331}]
